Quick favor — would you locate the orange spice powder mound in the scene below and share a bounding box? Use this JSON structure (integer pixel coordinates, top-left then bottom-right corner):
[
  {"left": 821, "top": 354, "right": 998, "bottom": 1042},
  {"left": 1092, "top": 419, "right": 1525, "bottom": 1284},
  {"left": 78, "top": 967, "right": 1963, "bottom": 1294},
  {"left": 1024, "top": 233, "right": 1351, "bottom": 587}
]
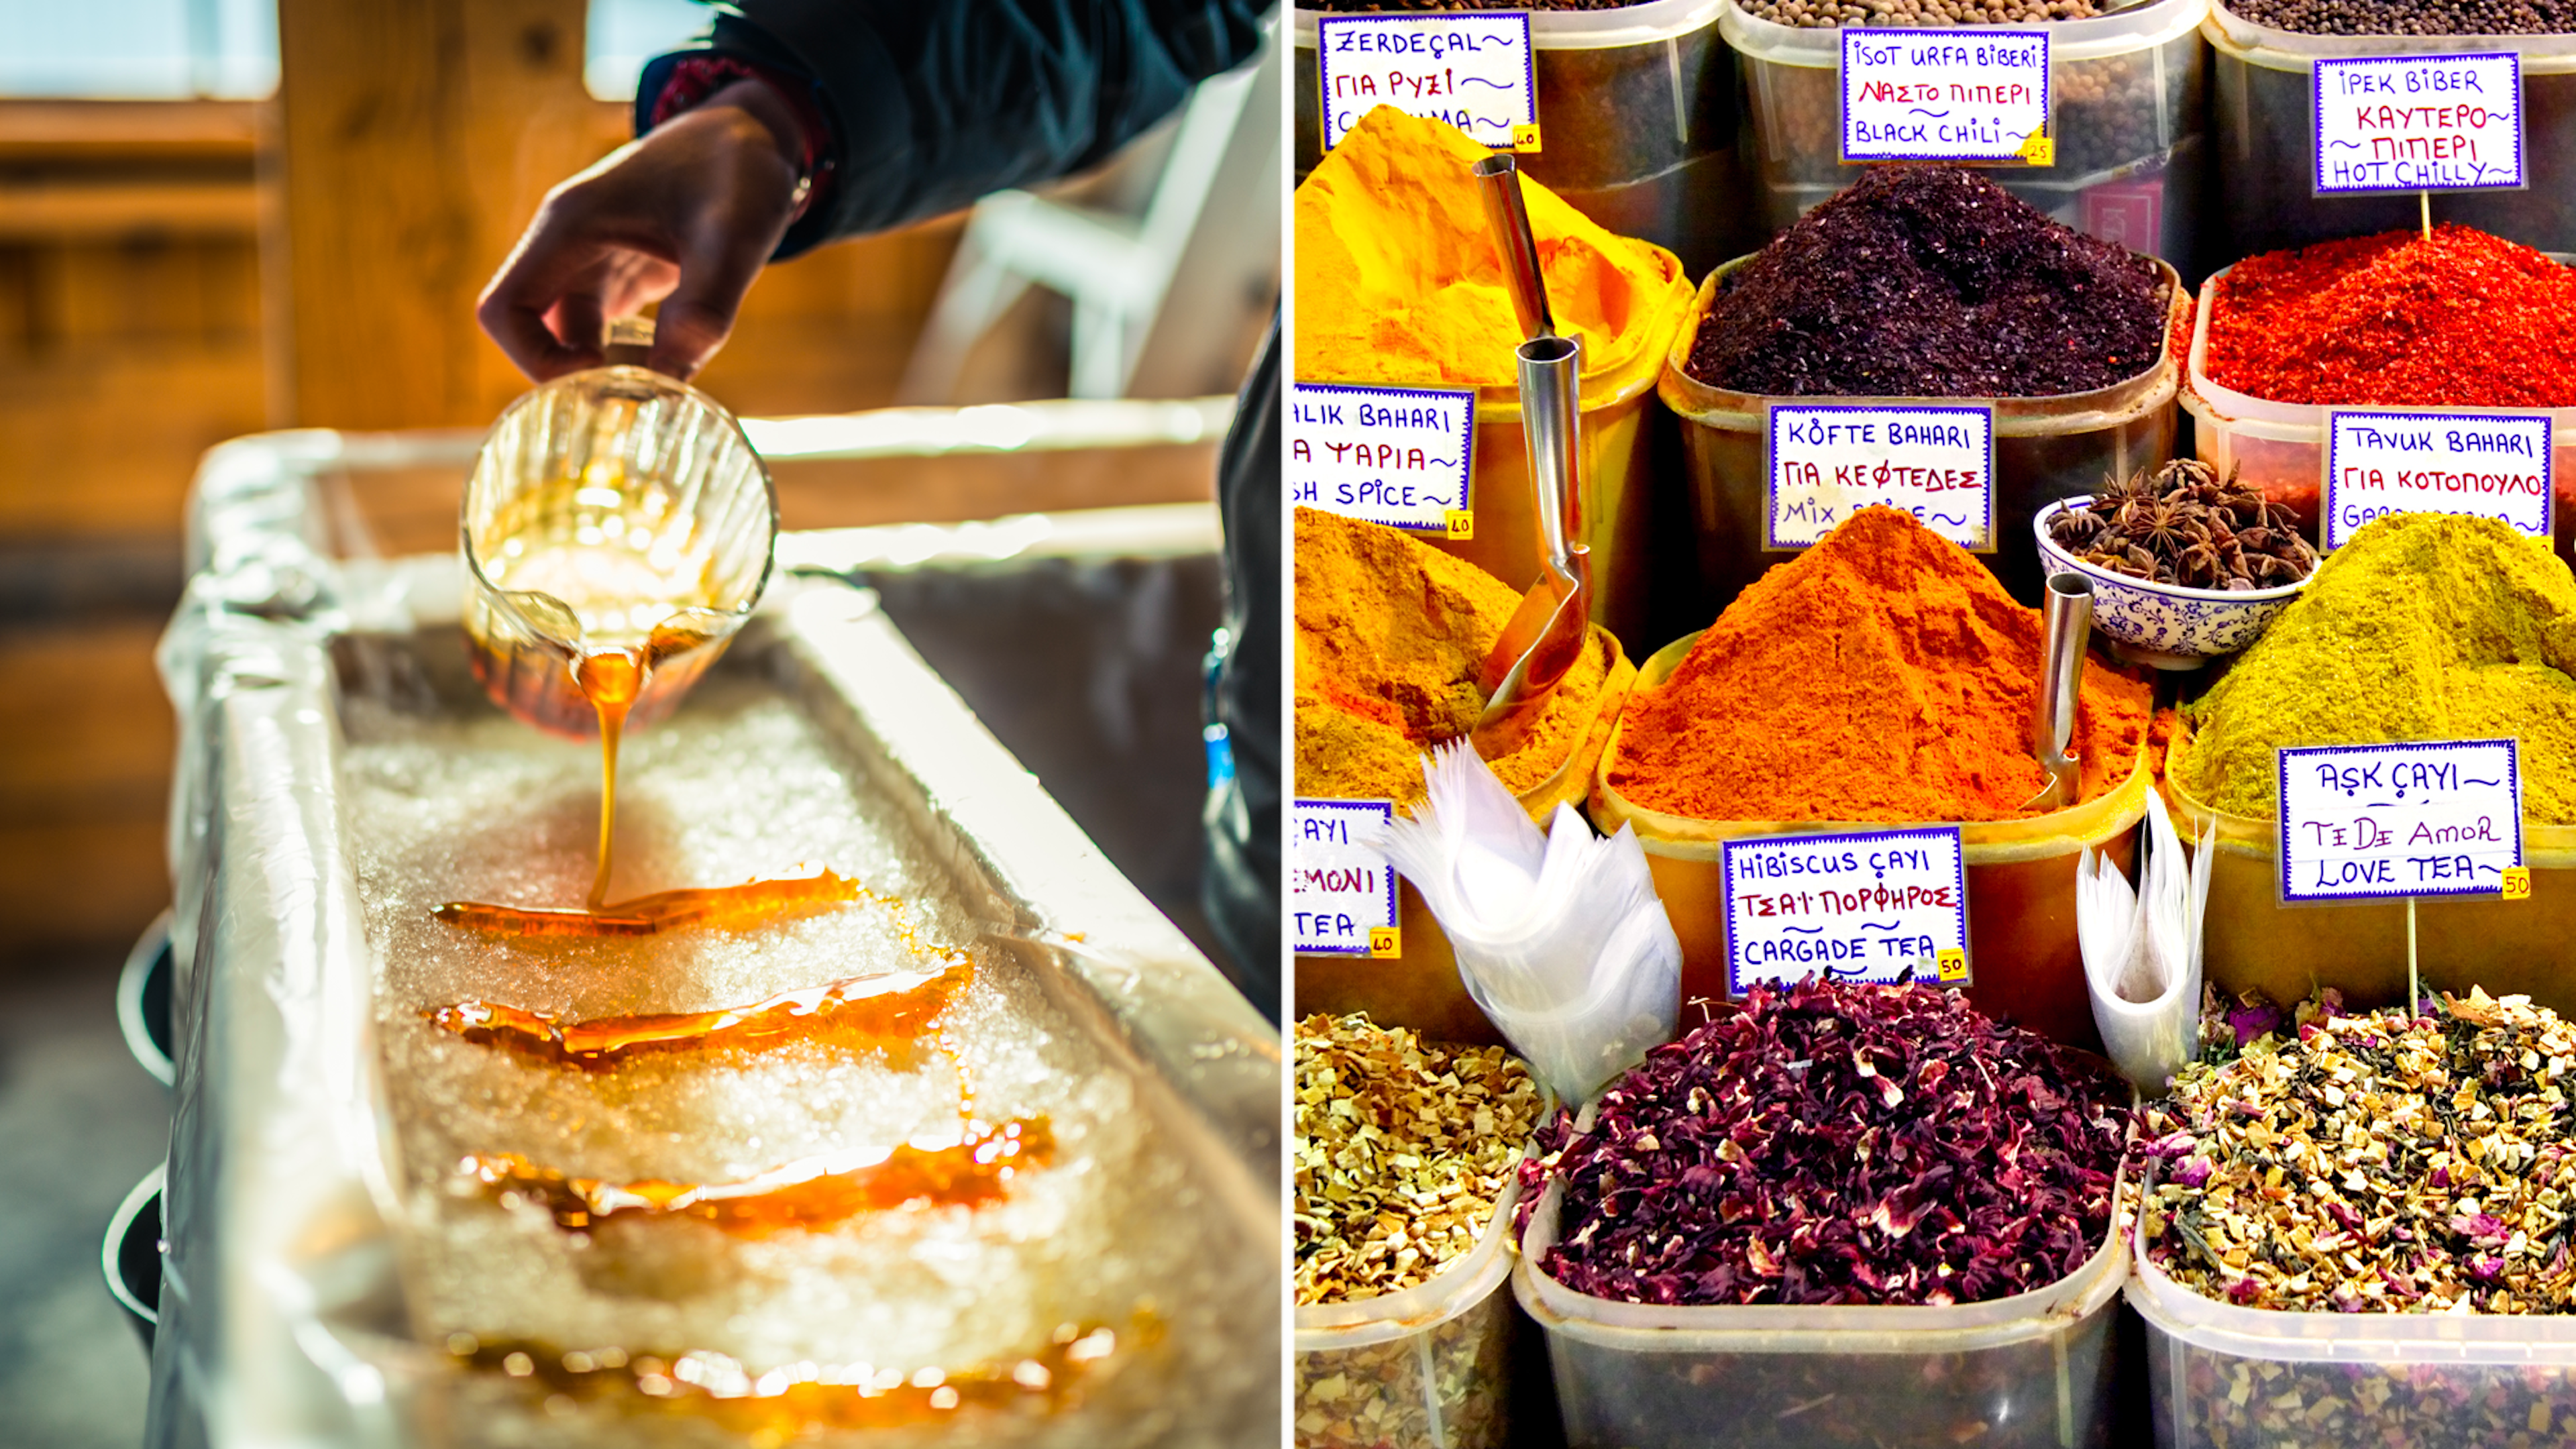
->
[{"left": 1607, "top": 508, "right": 2152, "bottom": 822}]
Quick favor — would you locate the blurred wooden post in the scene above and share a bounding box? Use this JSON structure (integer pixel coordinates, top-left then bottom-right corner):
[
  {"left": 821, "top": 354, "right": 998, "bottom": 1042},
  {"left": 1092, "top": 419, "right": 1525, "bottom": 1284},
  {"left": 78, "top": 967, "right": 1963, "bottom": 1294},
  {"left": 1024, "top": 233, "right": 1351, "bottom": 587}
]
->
[{"left": 267, "top": 0, "right": 620, "bottom": 429}]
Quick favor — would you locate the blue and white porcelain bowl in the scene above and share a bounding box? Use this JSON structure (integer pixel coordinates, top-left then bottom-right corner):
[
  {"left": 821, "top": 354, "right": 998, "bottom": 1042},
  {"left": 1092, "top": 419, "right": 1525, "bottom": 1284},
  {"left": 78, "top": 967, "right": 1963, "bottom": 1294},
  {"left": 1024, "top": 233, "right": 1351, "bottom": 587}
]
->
[{"left": 2032, "top": 498, "right": 2310, "bottom": 670}]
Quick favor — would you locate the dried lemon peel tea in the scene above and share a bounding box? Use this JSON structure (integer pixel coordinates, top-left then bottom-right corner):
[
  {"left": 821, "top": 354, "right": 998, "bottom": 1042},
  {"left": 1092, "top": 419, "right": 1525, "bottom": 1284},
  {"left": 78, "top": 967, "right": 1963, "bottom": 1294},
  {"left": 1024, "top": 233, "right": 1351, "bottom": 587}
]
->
[
  {"left": 2145, "top": 986, "right": 2576, "bottom": 1314},
  {"left": 1293, "top": 1012, "right": 1544, "bottom": 1305}
]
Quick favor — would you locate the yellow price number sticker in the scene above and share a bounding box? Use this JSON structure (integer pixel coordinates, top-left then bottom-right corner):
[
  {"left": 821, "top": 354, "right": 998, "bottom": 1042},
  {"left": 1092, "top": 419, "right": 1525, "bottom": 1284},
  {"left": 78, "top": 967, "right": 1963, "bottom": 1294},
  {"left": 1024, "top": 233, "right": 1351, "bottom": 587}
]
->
[
  {"left": 2504, "top": 866, "right": 2534, "bottom": 901},
  {"left": 1511, "top": 123, "right": 1542, "bottom": 153},
  {"left": 1444, "top": 508, "right": 1474, "bottom": 540},
  {"left": 2016, "top": 127, "right": 2054, "bottom": 167},
  {"left": 1935, "top": 947, "right": 1969, "bottom": 983},
  {"left": 1369, "top": 926, "right": 1403, "bottom": 958}
]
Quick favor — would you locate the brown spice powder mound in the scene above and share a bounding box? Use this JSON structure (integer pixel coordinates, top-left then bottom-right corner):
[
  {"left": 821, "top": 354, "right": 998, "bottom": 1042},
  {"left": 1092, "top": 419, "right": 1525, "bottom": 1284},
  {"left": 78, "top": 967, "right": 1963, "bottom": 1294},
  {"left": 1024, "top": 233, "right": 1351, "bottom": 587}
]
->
[
  {"left": 1607, "top": 507, "right": 2151, "bottom": 821},
  {"left": 1294, "top": 506, "right": 1606, "bottom": 806}
]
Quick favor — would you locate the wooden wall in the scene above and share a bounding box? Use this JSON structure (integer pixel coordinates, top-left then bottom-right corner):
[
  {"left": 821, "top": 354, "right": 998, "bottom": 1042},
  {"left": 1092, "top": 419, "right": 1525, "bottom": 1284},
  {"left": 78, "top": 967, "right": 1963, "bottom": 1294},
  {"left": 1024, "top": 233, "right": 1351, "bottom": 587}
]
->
[{"left": 0, "top": 1, "right": 1244, "bottom": 963}]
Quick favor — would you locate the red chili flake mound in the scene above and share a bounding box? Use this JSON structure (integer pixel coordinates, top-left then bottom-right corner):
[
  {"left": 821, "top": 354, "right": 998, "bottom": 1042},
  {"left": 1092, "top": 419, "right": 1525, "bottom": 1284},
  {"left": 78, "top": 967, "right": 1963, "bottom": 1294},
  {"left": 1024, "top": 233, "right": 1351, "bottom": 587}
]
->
[
  {"left": 2204, "top": 224, "right": 2576, "bottom": 407},
  {"left": 1683, "top": 166, "right": 2166, "bottom": 399},
  {"left": 1529, "top": 979, "right": 2131, "bottom": 1308}
]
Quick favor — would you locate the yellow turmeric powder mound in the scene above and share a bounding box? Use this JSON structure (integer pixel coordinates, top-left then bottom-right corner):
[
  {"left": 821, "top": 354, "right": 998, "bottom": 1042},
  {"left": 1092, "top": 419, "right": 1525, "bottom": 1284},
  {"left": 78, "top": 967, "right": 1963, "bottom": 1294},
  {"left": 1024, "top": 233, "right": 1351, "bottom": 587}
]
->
[
  {"left": 1295, "top": 506, "right": 1608, "bottom": 807},
  {"left": 1293, "top": 105, "right": 1689, "bottom": 390}
]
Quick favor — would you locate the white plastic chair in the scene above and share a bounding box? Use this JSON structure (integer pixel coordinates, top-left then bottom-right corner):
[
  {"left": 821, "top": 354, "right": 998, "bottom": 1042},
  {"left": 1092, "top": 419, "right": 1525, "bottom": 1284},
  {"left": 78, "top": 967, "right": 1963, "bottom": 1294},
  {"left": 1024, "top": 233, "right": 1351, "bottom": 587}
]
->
[{"left": 900, "top": 42, "right": 1271, "bottom": 402}]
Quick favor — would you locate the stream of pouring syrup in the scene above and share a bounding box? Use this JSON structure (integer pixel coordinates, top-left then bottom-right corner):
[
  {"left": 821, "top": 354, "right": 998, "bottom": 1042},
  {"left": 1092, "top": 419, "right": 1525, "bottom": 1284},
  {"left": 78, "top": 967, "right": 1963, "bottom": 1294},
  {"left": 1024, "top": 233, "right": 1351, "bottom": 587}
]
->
[
  {"left": 439, "top": 613, "right": 855, "bottom": 935},
  {"left": 574, "top": 647, "right": 642, "bottom": 908}
]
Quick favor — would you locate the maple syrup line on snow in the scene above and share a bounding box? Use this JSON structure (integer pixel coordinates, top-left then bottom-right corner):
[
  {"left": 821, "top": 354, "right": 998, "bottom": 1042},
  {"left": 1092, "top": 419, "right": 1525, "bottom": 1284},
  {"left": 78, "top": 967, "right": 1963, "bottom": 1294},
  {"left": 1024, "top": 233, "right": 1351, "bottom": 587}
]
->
[
  {"left": 463, "top": 1116, "right": 1053, "bottom": 1236},
  {"left": 445, "top": 1316, "right": 1142, "bottom": 1427},
  {"left": 425, "top": 959, "right": 975, "bottom": 1070}
]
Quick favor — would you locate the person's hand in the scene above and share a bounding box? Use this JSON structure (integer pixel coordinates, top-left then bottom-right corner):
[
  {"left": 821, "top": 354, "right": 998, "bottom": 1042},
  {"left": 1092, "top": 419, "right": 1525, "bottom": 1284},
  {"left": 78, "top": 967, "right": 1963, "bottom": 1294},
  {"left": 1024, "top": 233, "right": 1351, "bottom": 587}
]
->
[{"left": 478, "top": 80, "right": 806, "bottom": 383}]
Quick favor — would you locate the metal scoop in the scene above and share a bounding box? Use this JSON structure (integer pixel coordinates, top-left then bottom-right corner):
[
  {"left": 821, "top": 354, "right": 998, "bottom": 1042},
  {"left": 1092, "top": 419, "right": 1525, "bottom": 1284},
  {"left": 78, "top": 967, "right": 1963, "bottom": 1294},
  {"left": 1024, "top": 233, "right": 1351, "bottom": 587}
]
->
[
  {"left": 1467, "top": 152, "right": 1590, "bottom": 757},
  {"left": 1472, "top": 153, "right": 1553, "bottom": 340},
  {"left": 2023, "top": 573, "right": 2095, "bottom": 812},
  {"left": 1472, "top": 335, "right": 1593, "bottom": 757}
]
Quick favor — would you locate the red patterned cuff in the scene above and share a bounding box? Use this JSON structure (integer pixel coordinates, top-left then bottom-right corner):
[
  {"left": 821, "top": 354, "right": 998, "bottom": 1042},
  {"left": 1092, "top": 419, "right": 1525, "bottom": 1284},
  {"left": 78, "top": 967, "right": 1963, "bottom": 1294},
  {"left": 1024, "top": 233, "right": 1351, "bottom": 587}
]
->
[{"left": 648, "top": 54, "right": 835, "bottom": 223}]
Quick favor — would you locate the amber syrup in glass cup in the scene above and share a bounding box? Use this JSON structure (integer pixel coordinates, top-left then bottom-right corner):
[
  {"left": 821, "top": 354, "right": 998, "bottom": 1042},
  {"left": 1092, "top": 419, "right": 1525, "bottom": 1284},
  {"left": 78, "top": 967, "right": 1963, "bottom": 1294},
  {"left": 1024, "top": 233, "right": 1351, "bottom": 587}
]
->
[{"left": 461, "top": 330, "right": 776, "bottom": 907}]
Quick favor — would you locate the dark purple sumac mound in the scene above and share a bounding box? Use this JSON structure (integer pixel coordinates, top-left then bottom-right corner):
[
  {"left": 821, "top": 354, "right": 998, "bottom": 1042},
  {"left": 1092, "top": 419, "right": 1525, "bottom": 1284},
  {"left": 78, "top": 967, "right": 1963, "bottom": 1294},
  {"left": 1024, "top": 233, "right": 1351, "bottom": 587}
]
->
[
  {"left": 1531, "top": 979, "right": 2131, "bottom": 1307},
  {"left": 1684, "top": 165, "right": 2166, "bottom": 400}
]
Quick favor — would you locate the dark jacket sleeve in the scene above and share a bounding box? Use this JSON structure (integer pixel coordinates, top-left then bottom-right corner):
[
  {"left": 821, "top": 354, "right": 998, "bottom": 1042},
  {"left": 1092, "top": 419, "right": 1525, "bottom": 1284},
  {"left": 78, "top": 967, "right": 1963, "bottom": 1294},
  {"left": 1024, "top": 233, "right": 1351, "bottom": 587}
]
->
[{"left": 639, "top": 0, "right": 1273, "bottom": 258}]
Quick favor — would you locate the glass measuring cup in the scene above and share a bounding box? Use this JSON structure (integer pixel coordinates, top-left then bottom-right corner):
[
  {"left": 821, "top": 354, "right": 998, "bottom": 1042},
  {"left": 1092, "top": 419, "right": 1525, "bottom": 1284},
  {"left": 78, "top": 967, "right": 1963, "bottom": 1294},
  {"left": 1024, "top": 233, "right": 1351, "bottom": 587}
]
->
[{"left": 461, "top": 339, "right": 777, "bottom": 741}]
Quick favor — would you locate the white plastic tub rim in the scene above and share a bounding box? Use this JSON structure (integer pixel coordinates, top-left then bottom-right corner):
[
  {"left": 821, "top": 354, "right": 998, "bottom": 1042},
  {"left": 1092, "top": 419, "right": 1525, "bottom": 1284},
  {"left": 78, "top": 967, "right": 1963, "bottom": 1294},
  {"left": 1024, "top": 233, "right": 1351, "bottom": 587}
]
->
[
  {"left": 2206, "top": 0, "right": 2576, "bottom": 74},
  {"left": 1295, "top": 0, "right": 1727, "bottom": 51},
  {"left": 1666, "top": 254, "right": 2186, "bottom": 438},
  {"left": 1513, "top": 1176, "right": 2128, "bottom": 1357},
  {"left": 2182, "top": 258, "right": 2576, "bottom": 445},
  {"left": 1719, "top": 0, "right": 2210, "bottom": 70}
]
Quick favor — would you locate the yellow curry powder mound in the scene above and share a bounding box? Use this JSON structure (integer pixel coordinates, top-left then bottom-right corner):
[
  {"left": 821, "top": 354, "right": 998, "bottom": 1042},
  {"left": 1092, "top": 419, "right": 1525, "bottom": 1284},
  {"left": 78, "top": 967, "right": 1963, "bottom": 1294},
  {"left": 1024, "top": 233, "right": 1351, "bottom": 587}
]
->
[
  {"left": 1292, "top": 105, "right": 1686, "bottom": 390},
  {"left": 2182, "top": 513, "right": 2576, "bottom": 823},
  {"left": 1295, "top": 506, "right": 1607, "bottom": 808}
]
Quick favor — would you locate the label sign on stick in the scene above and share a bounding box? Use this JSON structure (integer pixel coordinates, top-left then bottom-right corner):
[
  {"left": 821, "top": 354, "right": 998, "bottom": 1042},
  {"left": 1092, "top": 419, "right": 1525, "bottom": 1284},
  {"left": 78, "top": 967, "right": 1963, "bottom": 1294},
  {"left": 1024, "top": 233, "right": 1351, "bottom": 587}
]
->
[
  {"left": 2277, "top": 740, "right": 2524, "bottom": 902},
  {"left": 1316, "top": 13, "right": 1539, "bottom": 153},
  {"left": 1766, "top": 402, "right": 1995, "bottom": 550},
  {"left": 2312, "top": 53, "right": 2523, "bottom": 193},
  {"left": 1292, "top": 799, "right": 1399, "bottom": 955},
  {"left": 1721, "top": 827, "right": 1971, "bottom": 992},
  {"left": 2324, "top": 411, "right": 2554, "bottom": 547},
  {"left": 1841, "top": 29, "right": 2052, "bottom": 164},
  {"left": 1288, "top": 382, "right": 1476, "bottom": 532},
  {"left": 2328, "top": 412, "right": 2544, "bottom": 546}
]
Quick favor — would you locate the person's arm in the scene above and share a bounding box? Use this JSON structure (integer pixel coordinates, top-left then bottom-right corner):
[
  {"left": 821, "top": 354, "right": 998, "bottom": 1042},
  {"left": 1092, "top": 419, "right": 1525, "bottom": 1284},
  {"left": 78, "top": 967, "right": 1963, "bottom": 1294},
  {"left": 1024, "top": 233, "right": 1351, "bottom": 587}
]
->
[{"left": 478, "top": 0, "right": 1272, "bottom": 382}]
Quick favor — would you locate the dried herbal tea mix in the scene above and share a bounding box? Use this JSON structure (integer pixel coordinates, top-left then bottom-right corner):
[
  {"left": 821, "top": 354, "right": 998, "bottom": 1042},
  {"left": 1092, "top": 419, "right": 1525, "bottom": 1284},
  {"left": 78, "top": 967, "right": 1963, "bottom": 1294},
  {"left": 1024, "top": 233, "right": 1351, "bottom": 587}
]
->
[
  {"left": 1529, "top": 979, "right": 2131, "bottom": 1308},
  {"left": 1683, "top": 166, "right": 2165, "bottom": 399},
  {"left": 2049, "top": 458, "right": 2318, "bottom": 591},
  {"left": 1294, "top": 1012, "right": 1543, "bottom": 1305},
  {"left": 2145, "top": 987, "right": 2576, "bottom": 1314}
]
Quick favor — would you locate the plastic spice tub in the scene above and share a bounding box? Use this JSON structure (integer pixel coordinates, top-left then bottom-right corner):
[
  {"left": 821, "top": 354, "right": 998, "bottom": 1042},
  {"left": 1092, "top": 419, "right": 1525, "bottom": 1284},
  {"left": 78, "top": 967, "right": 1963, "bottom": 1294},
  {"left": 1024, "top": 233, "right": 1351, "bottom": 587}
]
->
[
  {"left": 2180, "top": 261, "right": 2576, "bottom": 570},
  {"left": 1293, "top": 0, "right": 1762, "bottom": 275},
  {"left": 1296, "top": 629, "right": 1639, "bottom": 1044},
  {"left": 1587, "top": 630, "right": 2149, "bottom": 1049},
  {"left": 1296, "top": 1177, "right": 1528, "bottom": 1449},
  {"left": 1658, "top": 257, "right": 2184, "bottom": 614},
  {"left": 2128, "top": 1217, "right": 2576, "bottom": 1448},
  {"left": 2204, "top": 3, "right": 2576, "bottom": 263},
  {"left": 1721, "top": 0, "right": 2212, "bottom": 276},
  {"left": 1513, "top": 1176, "right": 2130, "bottom": 1449},
  {"left": 2162, "top": 721, "right": 2576, "bottom": 1017}
]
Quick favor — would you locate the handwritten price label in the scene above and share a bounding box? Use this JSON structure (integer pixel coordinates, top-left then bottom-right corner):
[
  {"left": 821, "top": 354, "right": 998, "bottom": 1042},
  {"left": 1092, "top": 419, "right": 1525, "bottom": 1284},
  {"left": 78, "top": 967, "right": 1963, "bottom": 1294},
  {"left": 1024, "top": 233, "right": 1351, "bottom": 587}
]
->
[
  {"left": 1721, "top": 827, "right": 1971, "bottom": 992},
  {"left": 2324, "top": 410, "right": 2553, "bottom": 547},
  {"left": 2313, "top": 53, "right": 2523, "bottom": 194},
  {"left": 1316, "top": 12, "right": 1538, "bottom": 153},
  {"left": 1293, "top": 799, "right": 1399, "bottom": 956},
  {"left": 1842, "top": 29, "right": 2052, "bottom": 164},
  {"left": 2277, "top": 740, "right": 2524, "bottom": 903},
  {"left": 1289, "top": 383, "right": 1475, "bottom": 533},
  {"left": 1765, "top": 402, "right": 1994, "bottom": 551}
]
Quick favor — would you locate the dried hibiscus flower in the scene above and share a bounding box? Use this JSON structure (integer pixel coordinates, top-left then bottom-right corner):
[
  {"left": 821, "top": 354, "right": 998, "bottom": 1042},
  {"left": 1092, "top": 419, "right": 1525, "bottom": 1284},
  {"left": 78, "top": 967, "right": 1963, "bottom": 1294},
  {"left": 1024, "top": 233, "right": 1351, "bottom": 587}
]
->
[{"left": 1524, "top": 979, "right": 2131, "bottom": 1308}]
